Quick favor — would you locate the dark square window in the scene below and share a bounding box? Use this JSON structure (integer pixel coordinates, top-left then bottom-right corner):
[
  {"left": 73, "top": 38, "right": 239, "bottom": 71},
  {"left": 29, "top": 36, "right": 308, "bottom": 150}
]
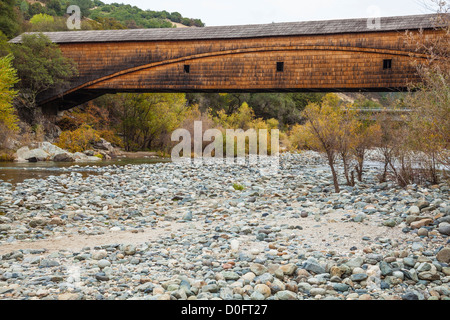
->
[
  {"left": 184, "top": 65, "right": 190, "bottom": 73},
  {"left": 276, "top": 62, "right": 284, "bottom": 72},
  {"left": 383, "top": 59, "right": 392, "bottom": 70}
]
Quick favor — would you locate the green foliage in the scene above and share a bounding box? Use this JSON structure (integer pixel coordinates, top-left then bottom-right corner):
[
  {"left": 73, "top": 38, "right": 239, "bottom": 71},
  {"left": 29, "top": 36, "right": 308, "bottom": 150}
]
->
[
  {"left": 0, "top": 31, "right": 12, "bottom": 57},
  {"left": 232, "top": 183, "right": 245, "bottom": 191},
  {"left": 0, "top": 54, "right": 19, "bottom": 132},
  {"left": 187, "top": 92, "right": 324, "bottom": 127},
  {"left": 0, "top": 54, "right": 19, "bottom": 151},
  {"left": 13, "top": 0, "right": 204, "bottom": 32},
  {"left": 11, "top": 33, "right": 78, "bottom": 109},
  {"left": 69, "top": 0, "right": 95, "bottom": 18},
  {"left": 353, "top": 95, "right": 383, "bottom": 109},
  {"left": 30, "top": 13, "right": 55, "bottom": 25},
  {"left": 19, "top": 1, "right": 29, "bottom": 14},
  {"left": 0, "top": 0, "right": 20, "bottom": 38},
  {"left": 100, "top": 93, "right": 188, "bottom": 151},
  {"left": 46, "top": 0, "right": 64, "bottom": 16},
  {"left": 88, "top": 2, "right": 204, "bottom": 28},
  {"left": 88, "top": 17, "right": 126, "bottom": 30}
]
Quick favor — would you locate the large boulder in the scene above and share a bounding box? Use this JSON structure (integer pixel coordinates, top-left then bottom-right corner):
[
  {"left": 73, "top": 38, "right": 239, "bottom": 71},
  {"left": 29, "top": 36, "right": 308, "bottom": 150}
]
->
[
  {"left": 73, "top": 152, "right": 102, "bottom": 162},
  {"left": 23, "top": 148, "right": 50, "bottom": 162},
  {"left": 15, "top": 146, "right": 31, "bottom": 162},
  {"left": 73, "top": 152, "right": 89, "bottom": 161},
  {"left": 40, "top": 142, "right": 69, "bottom": 158},
  {"left": 93, "top": 138, "right": 114, "bottom": 152},
  {"left": 53, "top": 153, "right": 75, "bottom": 162}
]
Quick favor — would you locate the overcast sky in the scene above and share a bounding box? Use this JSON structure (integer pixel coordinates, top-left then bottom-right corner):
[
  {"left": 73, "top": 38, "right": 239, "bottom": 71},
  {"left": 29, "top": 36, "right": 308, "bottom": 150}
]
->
[{"left": 101, "top": 0, "right": 437, "bottom": 26}]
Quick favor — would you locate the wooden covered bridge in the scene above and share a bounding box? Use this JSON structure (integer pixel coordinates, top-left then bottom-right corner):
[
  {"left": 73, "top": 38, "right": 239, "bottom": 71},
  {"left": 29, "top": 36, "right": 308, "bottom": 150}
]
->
[{"left": 9, "top": 14, "right": 446, "bottom": 114}]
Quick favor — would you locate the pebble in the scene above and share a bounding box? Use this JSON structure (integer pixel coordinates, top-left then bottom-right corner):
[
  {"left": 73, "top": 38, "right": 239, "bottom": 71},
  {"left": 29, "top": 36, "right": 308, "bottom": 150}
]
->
[
  {"left": 254, "top": 284, "right": 271, "bottom": 299},
  {"left": 437, "top": 247, "right": 450, "bottom": 263},
  {"left": 438, "top": 223, "right": 450, "bottom": 236},
  {"left": 0, "top": 151, "right": 447, "bottom": 301}
]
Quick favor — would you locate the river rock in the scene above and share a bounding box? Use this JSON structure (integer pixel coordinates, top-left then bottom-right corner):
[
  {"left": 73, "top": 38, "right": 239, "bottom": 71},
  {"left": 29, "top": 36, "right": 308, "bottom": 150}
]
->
[
  {"left": 275, "top": 290, "right": 297, "bottom": 300},
  {"left": 303, "top": 261, "right": 325, "bottom": 275},
  {"left": 279, "top": 264, "right": 297, "bottom": 276},
  {"left": 436, "top": 247, "right": 450, "bottom": 264},
  {"left": 254, "top": 284, "right": 271, "bottom": 299},
  {"left": 250, "top": 263, "right": 268, "bottom": 276},
  {"left": 438, "top": 223, "right": 450, "bottom": 236},
  {"left": 410, "top": 219, "right": 433, "bottom": 229},
  {"left": 92, "top": 250, "right": 107, "bottom": 260},
  {"left": 53, "top": 153, "right": 75, "bottom": 162},
  {"left": 408, "top": 206, "right": 421, "bottom": 215}
]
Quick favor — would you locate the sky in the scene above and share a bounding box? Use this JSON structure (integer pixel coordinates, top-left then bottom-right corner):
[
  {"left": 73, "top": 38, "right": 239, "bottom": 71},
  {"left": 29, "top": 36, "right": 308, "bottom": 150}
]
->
[{"left": 101, "top": 0, "right": 438, "bottom": 26}]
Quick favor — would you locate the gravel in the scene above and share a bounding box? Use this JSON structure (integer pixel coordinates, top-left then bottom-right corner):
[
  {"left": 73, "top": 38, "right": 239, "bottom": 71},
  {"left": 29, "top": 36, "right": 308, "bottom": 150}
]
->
[{"left": 0, "top": 151, "right": 448, "bottom": 300}]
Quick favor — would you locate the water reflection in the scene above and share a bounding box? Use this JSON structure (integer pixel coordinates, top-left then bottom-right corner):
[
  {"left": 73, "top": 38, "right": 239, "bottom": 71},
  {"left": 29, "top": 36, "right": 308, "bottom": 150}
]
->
[{"left": 0, "top": 158, "right": 170, "bottom": 184}]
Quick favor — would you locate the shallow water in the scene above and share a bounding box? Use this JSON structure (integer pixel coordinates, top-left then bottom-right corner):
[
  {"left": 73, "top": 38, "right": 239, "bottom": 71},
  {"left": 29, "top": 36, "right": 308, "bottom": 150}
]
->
[{"left": 0, "top": 157, "right": 170, "bottom": 184}]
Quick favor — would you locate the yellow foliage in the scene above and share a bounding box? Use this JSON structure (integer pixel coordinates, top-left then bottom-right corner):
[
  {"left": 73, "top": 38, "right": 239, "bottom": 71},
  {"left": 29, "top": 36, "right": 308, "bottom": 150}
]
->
[
  {"left": 287, "top": 124, "right": 314, "bottom": 151},
  {"left": 0, "top": 55, "right": 19, "bottom": 133},
  {"left": 99, "top": 129, "right": 124, "bottom": 148},
  {"left": 56, "top": 124, "right": 101, "bottom": 153}
]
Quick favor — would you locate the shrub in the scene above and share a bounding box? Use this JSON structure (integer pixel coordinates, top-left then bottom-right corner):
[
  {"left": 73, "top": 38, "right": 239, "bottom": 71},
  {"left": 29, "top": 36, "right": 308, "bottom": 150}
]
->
[
  {"left": 56, "top": 124, "right": 101, "bottom": 153},
  {"left": 233, "top": 183, "right": 245, "bottom": 191},
  {"left": 0, "top": 151, "right": 14, "bottom": 162}
]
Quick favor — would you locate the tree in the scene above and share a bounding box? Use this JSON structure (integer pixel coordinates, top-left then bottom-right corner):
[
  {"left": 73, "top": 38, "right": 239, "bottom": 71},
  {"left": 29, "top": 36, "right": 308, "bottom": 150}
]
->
[
  {"left": 335, "top": 104, "right": 359, "bottom": 186},
  {"left": 170, "top": 12, "right": 182, "bottom": 23},
  {"left": 0, "top": 55, "right": 19, "bottom": 150},
  {"left": 70, "top": 0, "right": 94, "bottom": 18},
  {"left": 30, "top": 13, "right": 55, "bottom": 25},
  {"left": 352, "top": 121, "right": 381, "bottom": 182},
  {"left": 301, "top": 94, "right": 344, "bottom": 193},
  {"left": 402, "top": 0, "right": 450, "bottom": 182},
  {"left": 248, "top": 93, "right": 300, "bottom": 127},
  {"left": 47, "top": 0, "right": 64, "bottom": 16},
  {"left": 104, "top": 93, "right": 187, "bottom": 151},
  {"left": 0, "top": 31, "right": 12, "bottom": 57},
  {"left": 0, "top": 0, "right": 20, "bottom": 38},
  {"left": 11, "top": 34, "right": 78, "bottom": 121}
]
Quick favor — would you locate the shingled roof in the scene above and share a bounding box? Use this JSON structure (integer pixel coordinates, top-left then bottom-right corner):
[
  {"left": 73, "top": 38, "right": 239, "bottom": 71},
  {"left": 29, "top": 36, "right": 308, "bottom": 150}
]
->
[{"left": 9, "top": 14, "right": 447, "bottom": 44}]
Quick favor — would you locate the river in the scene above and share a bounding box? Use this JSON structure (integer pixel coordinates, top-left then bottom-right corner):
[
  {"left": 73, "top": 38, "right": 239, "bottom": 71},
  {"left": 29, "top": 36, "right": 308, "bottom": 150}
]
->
[{"left": 0, "top": 158, "right": 170, "bottom": 184}]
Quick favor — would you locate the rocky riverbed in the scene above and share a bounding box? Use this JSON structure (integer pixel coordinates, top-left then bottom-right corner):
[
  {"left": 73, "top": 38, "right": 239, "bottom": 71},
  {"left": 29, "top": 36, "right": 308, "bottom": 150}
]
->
[{"left": 0, "top": 152, "right": 449, "bottom": 300}]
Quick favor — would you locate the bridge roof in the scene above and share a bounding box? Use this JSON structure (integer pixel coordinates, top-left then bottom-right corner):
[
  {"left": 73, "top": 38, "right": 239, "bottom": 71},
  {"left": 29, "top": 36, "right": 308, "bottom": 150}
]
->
[{"left": 10, "top": 14, "right": 446, "bottom": 44}]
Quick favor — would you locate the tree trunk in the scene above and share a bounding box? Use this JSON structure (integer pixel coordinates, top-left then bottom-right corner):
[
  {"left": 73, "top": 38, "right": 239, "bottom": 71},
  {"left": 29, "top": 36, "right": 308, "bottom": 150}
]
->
[{"left": 327, "top": 152, "right": 340, "bottom": 193}]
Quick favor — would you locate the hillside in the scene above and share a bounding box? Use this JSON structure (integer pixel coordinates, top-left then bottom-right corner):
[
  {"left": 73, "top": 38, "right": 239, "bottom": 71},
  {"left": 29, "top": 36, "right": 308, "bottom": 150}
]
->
[{"left": 16, "top": 0, "right": 204, "bottom": 31}]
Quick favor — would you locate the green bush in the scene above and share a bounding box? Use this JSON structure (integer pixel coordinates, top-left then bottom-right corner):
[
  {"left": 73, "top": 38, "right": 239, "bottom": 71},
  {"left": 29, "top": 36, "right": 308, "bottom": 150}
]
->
[{"left": 233, "top": 183, "right": 245, "bottom": 191}]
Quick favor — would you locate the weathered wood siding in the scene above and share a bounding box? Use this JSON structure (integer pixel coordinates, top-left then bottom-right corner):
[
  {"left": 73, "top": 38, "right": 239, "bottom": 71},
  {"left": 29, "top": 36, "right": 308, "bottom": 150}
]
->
[
  {"left": 57, "top": 30, "right": 438, "bottom": 93},
  {"left": 10, "top": 14, "right": 446, "bottom": 111}
]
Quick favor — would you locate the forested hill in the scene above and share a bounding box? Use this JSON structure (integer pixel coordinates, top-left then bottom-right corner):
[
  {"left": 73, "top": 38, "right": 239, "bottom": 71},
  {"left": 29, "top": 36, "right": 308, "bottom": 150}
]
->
[{"left": 2, "top": 0, "right": 205, "bottom": 38}]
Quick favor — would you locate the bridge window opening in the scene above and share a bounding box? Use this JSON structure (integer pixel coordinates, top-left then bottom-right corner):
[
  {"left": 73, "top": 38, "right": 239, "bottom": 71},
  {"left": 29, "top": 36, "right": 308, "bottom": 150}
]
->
[
  {"left": 383, "top": 59, "right": 392, "bottom": 70},
  {"left": 276, "top": 62, "right": 284, "bottom": 72},
  {"left": 184, "top": 65, "right": 190, "bottom": 73}
]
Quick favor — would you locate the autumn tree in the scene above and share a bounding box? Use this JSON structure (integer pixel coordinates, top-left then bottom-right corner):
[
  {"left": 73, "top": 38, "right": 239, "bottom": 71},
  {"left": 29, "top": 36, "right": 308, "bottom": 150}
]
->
[
  {"left": 301, "top": 94, "right": 344, "bottom": 192},
  {"left": 0, "top": 55, "right": 19, "bottom": 151},
  {"left": 352, "top": 121, "right": 382, "bottom": 182},
  {"left": 335, "top": 104, "right": 360, "bottom": 186},
  {"left": 403, "top": 0, "right": 450, "bottom": 183}
]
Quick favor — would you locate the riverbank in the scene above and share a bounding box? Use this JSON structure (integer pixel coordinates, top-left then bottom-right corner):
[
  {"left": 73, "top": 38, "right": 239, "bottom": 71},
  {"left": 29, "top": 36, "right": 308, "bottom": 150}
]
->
[{"left": 0, "top": 151, "right": 448, "bottom": 300}]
